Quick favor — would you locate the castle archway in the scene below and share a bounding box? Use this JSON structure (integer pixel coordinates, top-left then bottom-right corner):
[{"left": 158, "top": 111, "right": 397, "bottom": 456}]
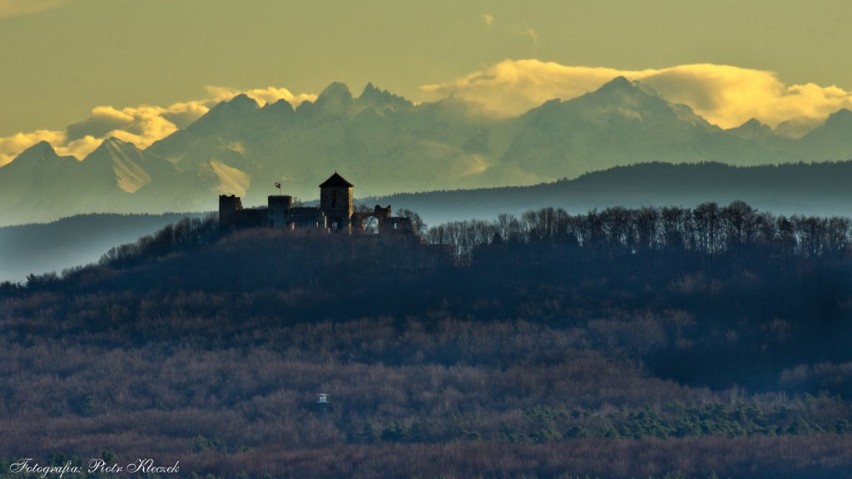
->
[
  {"left": 359, "top": 215, "right": 381, "bottom": 234},
  {"left": 352, "top": 205, "right": 392, "bottom": 235}
]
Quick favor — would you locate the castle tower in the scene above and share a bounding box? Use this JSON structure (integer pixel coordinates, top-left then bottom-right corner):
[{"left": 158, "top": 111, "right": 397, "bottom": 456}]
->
[
  {"left": 268, "top": 195, "right": 293, "bottom": 228},
  {"left": 319, "top": 172, "right": 353, "bottom": 231},
  {"left": 218, "top": 194, "right": 243, "bottom": 229}
]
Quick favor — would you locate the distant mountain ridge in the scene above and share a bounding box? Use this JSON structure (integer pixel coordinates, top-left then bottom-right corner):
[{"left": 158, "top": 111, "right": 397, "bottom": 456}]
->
[
  {"left": 371, "top": 161, "right": 852, "bottom": 224},
  {"left": 0, "top": 212, "right": 205, "bottom": 282},
  {"left": 1, "top": 77, "right": 851, "bottom": 226}
]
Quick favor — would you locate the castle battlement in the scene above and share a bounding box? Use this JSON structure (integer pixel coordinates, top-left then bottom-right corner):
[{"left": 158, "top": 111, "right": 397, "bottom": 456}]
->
[{"left": 218, "top": 172, "right": 413, "bottom": 235}]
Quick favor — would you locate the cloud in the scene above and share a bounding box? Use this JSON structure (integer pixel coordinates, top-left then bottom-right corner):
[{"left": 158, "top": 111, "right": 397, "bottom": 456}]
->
[
  {"left": 639, "top": 65, "right": 852, "bottom": 128},
  {"left": 66, "top": 106, "right": 136, "bottom": 141},
  {"left": 421, "top": 59, "right": 630, "bottom": 117},
  {"left": 482, "top": 13, "right": 494, "bottom": 26},
  {"left": 0, "top": 129, "right": 123, "bottom": 168},
  {"left": 205, "top": 85, "right": 317, "bottom": 108},
  {"left": 0, "top": 130, "right": 66, "bottom": 167},
  {"left": 61, "top": 135, "right": 102, "bottom": 160},
  {"left": 0, "top": 0, "right": 68, "bottom": 20},
  {"left": 514, "top": 26, "right": 540, "bottom": 45},
  {"left": 0, "top": 84, "right": 316, "bottom": 168},
  {"left": 421, "top": 59, "right": 852, "bottom": 128},
  {"left": 162, "top": 101, "right": 211, "bottom": 129},
  {"left": 63, "top": 104, "right": 182, "bottom": 153}
]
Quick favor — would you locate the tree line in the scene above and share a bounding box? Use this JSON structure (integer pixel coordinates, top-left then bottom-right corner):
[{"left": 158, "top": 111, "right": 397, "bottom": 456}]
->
[{"left": 425, "top": 201, "right": 852, "bottom": 260}]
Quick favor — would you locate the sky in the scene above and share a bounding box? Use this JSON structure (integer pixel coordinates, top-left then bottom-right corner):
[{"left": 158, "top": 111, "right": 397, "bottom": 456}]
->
[{"left": 1, "top": 0, "right": 852, "bottom": 165}]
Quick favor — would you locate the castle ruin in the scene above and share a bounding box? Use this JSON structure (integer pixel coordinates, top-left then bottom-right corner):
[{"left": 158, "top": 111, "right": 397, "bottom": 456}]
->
[{"left": 219, "top": 172, "right": 413, "bottom": 235}]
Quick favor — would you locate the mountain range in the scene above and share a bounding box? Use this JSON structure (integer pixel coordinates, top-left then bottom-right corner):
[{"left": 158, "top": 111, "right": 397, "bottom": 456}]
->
[{"left": 1, "top": 77, "right": 852, "bottom": 226}]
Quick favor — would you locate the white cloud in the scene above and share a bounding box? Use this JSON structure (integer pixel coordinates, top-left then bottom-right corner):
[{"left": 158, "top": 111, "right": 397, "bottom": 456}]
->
[
  {"left": 60, "top": 135, "right": 102, "bottom": 160},
  {"left": 162, "top": 100, "right": 211, "bottom": 129},
  {"left": 0, "top": 0, "right": 68, "bottom": 20},
  {"left": 421, "top": 59, "right": 629, "bottom": 117},
  {"left": 63, "top": 104, "right": 181, "bottom": 153},
  {"left": 0, "top": 84, "right": 316, "bottom": 168},
  {"left": 205, "top": 85, "right": 317, "bottom": 107},
  {"left": 421, "top": 59, "right": 852, "bottom": 128},
  {"left": 634, "top": 64, "right": 852, "bottom": 128},
  {"left": 0, "top": 130, "right": 66, "bottom": 167},
  {"left": 0, "top": 130, "right": 111, "bottom": 167}
]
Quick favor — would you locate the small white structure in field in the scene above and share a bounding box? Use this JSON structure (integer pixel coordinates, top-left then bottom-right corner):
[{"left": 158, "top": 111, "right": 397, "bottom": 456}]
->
[{"left": 316, "top": 393, "right": 330, "bottom": 416}]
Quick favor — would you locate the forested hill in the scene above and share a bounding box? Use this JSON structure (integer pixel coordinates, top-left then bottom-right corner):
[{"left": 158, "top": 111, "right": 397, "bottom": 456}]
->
[
  {"left": 373, "top": 161, "right": 852, "bottom": 224},
  {"left": 2, "top": 204, "right": 851, "bottom": 478},
  {"left": 7, "top": 202, "right": 852, "bottom": 388}
]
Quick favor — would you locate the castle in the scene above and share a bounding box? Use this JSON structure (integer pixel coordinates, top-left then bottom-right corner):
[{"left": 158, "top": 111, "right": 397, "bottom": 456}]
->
[{"left": 218, "top": 172, "right": 413, "bottom": 235}]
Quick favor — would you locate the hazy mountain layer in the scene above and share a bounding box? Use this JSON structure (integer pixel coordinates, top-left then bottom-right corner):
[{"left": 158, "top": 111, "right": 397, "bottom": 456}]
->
[
  {"left": 373, "top": 161, "right": 852, "bottom": 225},
  {"left": 0, "top": 213, "right": 205, "bottom": 282},
  {"left": 1, "top": 78, "right": 851, "bottom": 226}
]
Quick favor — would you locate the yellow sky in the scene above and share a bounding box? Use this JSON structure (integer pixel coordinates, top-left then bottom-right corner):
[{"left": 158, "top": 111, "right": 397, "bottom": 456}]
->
[{"left": 1, "top": 0, "right": 851, "bottom": 165}]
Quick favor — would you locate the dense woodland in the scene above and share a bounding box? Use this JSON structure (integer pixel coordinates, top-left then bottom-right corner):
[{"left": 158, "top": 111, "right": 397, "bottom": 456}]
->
[{"left": 1, "top": 202, "right": 852, "bottom": 478}]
